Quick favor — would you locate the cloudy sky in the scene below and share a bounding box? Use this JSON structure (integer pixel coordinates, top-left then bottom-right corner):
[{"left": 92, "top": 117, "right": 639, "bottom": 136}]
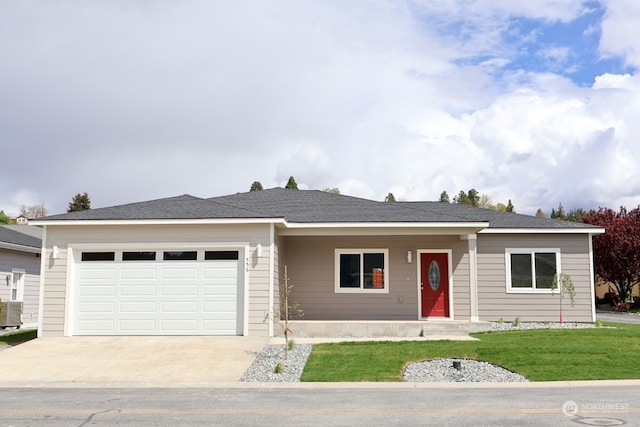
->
[{"left": 1, "top": 0, "right": 639, "bottom": 217}]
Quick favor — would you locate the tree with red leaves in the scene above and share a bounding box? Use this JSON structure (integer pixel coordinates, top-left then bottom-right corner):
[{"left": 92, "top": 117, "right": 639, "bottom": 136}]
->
[{"left": 582, "top": 207, "right": 640, "bottom": 302}]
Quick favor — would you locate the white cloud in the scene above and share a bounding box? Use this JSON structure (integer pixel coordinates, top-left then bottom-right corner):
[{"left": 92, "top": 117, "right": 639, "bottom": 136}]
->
[
  {"left": 599, "top": 0, "right": 640, "bottom": 67},
  {"left": 0, "top": 1, "right": 639, "bottom": 217}
]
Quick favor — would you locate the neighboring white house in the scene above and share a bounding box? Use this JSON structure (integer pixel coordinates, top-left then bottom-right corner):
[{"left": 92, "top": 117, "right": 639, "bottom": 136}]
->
[
  {"left": 34, "top": 188, "right": 604, "bottom": 338},
  {"left": 0, "top": 225, "right": 42, "bottom": 328}
]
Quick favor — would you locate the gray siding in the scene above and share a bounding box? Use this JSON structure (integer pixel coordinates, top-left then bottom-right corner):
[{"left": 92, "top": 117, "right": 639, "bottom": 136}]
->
[
  {"left": 41, "top": 224, "right": 272, "bottom": 337},
  {"left": 0, "top": 248, "right": 41, "bottom": 326},
  {"left": 476, "top": 233, "right": 594, "bottom": 322},
  {"left": 282, "top": 235, "right": 470, "bottom": 320}
]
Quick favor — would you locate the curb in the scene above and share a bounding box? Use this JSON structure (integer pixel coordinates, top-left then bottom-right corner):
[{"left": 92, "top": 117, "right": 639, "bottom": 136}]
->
[{"left": 2, "top": 379, "right": 640, "bottom": 389}]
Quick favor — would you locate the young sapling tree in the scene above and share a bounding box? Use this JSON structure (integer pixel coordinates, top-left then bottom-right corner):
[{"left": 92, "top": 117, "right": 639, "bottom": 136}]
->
[
  {"left": 552, "top": 273, "right": 576, "bottom": 324},
  {"left": 280, "top": 265, "right": 303, "bottom": 359}
]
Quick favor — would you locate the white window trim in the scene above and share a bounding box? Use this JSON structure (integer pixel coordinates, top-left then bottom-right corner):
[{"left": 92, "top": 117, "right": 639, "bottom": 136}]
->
[
  {"left": 335, "top": 249, "right": 389, "bottom": 294},
  {"left": 505, "top": 248, "right": 561, "bottom": 294},
  {"left": 10, "top": 269, "right": 25, "bottom": 302}
]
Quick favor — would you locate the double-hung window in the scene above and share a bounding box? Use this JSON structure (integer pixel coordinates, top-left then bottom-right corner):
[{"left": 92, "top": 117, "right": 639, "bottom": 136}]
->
[
  {"left": 506, "top": 248, "right": 560, "bottom": 293},
  {"left": 335, "top": 249, "right": 389, "bottom": 293}
]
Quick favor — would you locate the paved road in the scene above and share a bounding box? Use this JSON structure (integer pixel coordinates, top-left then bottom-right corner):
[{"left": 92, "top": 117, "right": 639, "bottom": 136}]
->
[
  {"left": 597, "top": 310, "right": 640, "bottom": 324},
  {"left": 0, "top": 383, "right": 638, "bottom": 426}
]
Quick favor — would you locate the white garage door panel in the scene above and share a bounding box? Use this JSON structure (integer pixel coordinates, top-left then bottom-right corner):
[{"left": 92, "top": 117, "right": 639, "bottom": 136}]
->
[
  {"left": 79, "top": 302, "right": 114, "bottom": 313},
  {"left": 79, "top": 285, "right": 116, "bottom": 297},
  {"left": 121, "top": 268, "right": 157, "bottom": 279},
  {"left": 204, "top": 265, "right": 236, "bottom": 276},
  {"left": 120, "top": 301, "right": 156, "bottom": 313},
  {"left": 204, "top": 284, "right": 236, "bottom": 294},
  {"left": 120, "top": 319, "right": 156, "bottom": 331},
  {"left": 80, "top": 320, "right": 115, "bottom": 331},
  {"left": 162, "top": 284, "right": 198, "bottom": 295},
  {"left": 120, "top": 285, "right": 156, "bottom": 296},
  {"left": 203, "top": 300, "right": 236, "bottom": 312},
  {"left": 79, "top": 268, "right": 116, "bottom": 280},
  {"left": 162, "top": 301, "right": 198, "bottom": 312},
  {"left": 75, "top": 251, "right": 241, "bottom": 336},
  {"left": 162, "top": 267, "right": 198, "bottom": 279},
  {"left": 162, "top": 319, "right": 198, "bottom": 330}
]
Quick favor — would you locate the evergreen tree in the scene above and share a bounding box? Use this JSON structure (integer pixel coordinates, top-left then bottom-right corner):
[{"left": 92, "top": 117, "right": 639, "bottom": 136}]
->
[
  {"left": 566, "top": 208, "right": 586, "bottom": 222},
  {"left": 0, "top": 210, "right": 10, "bottom": 224},
  {"left": 250, "top": 181, "right": 263, "bottom": 191},
  {"left": 384, "top": 193, "right": 396, "bottom": 202},
  {"left": 285, "top": 176, "right": 299, "bottom": 190},
  {"left": 68, "top": 193, "right": 91, "bottom": 212},
  {"left": 535, "top": 208, "right": 546, "bottom": 218},
  {"left": 439, "top": 191, "right": 450, "bottom": 203},
  {"left": 506, "top": 199, "right": 515, "bottom": 213},
  {"left": 551, "top": 203, "right": 565, "bottom": 220},
  {"left": 453, "top": 189, "right": 480, "bottom": 207}
]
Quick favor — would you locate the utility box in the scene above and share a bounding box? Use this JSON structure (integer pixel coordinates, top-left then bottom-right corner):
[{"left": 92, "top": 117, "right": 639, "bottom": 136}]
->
[{"left": 1, "top": 301, "right": 23, "bottom": 329}]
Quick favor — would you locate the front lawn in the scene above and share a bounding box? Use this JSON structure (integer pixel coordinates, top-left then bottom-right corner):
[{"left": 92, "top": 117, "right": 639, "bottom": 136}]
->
[
  {"left": 300, "top": 323, "right": 640, "bottom": 382},
  {"left": 0, "top": 329, "right": 37, "bottom": 347}
]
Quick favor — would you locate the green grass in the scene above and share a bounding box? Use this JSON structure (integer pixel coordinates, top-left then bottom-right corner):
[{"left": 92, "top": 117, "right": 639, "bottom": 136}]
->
[
  {"left": 0, "top": 329, "right": 37, "bottom": 346},
  {"left": 300, "top": 322, "right": 640, "bottom": 382}
]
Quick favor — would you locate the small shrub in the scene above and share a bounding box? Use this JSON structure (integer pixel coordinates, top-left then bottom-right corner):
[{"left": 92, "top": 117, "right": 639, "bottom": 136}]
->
[
  {"left": 497, "top": 317, "right": 505, "bottom": 324},
  {"left": 288, "top": 339, "right": 295, "bottom": 351},
  {"left": 513, "top": 317, "right": 521, "bottom": 327},
  {"left": 595, "top": 319, "right": 603, "bottom": 328},
  {"left": 274, "top": 362, "right": 284, "bottom": 374}
]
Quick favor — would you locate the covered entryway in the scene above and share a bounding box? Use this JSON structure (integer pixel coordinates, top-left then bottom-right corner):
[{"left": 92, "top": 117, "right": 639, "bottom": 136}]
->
[
  {"left": 419, "top": 251, "right": 452, "bottom": 318},
  {"left": 73, "top": 248, "right": 244, "bottom": 336}
]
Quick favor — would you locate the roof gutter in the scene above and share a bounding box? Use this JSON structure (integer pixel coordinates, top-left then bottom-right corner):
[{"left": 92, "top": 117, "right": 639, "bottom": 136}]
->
[
  {"left": 31, "top": 218, "right": 287, "bottom": 226},
  {"left": 480, "top": 227, "right": 606, "bottom": 234},
  {"left": 278, "top": 221, "right": 489, "bottom": 236},
  {"left": 0, "top": 241, "right": 41, "bottom": 253}
]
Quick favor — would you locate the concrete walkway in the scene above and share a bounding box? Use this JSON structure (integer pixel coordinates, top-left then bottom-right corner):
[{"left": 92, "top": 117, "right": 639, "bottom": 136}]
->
[{"left": 0, "top": 336, "right": 268, "bottom": 385}]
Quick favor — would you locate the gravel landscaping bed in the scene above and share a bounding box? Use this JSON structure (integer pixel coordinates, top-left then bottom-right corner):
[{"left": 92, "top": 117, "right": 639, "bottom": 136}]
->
[
  {"left": 490, "top": 321, "right": 597, "bottom": 332},
  {"left": 403, "top": 358, "right": 528, "bottom": 382},
  {"left": 241, "top": 322, "right": 598, "bottom": 382},
  {"left": 240, "top": 343, "right": 312, "bottom": 382}
]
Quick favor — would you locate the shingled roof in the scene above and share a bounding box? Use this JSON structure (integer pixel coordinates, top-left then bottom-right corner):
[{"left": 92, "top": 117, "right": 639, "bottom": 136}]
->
[
  {"left": 38, "top": 188, "right": 600, "bottom": 231},
  {"left": 0, "top": 225, "right": 43, "bottom": 252}
]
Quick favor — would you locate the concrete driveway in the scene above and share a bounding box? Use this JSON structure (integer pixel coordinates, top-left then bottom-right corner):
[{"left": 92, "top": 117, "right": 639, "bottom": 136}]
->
[{"left": 0, "top": 336, "right": 269, "bottom": 385}]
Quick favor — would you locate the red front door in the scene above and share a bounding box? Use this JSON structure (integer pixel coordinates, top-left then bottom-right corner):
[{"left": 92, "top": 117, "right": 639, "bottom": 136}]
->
[{"left": 421, "top": 252, "right": 450, "bottom": 317}]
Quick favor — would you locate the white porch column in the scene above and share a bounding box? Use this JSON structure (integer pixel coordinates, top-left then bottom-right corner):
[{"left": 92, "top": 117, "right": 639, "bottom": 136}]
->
[
  {"left": 268, "top": 222, "right": 275, "bottom": 337},
  {"left": 464, "top": 234, "right": 480, "bottom": 322}
]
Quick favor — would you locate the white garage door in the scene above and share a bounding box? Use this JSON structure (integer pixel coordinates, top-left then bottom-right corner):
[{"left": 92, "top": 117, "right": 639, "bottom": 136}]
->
[{"left": 74, "top": 249, "right": 243, "bottom": 336}]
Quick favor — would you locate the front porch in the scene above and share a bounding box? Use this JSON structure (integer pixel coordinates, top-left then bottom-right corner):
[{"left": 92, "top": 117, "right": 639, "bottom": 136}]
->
[{"left": 280, "top": 319, "right": 492, "bottom": 339}]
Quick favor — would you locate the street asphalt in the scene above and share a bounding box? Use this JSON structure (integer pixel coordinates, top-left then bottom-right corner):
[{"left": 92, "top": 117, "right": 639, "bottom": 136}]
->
[
  {"left": 1, "top": 383, "right": 639, "bottom": 426},
  {"left": 596, "top": 309, "right": 640, "bottom": 324}
]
